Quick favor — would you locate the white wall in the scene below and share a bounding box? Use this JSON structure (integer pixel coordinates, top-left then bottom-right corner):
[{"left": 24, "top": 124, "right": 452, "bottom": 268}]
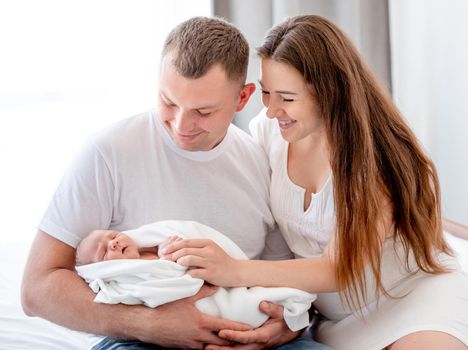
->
[
  {"left": 390, "top": 0, "right": 468, "bottom": 225},
  {"left": 0, "top": 0, "right": 211, "bottom": 245}
]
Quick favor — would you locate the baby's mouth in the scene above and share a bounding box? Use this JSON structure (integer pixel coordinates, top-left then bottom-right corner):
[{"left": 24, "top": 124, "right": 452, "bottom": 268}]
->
[{"left": 122, "top": 246, "right": 127, "bottom": 254}]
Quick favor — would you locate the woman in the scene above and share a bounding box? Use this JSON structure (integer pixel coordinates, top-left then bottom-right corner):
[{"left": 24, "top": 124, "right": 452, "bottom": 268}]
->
[{"left": 164, "top": 15, "right": 468, "bottom": 349}]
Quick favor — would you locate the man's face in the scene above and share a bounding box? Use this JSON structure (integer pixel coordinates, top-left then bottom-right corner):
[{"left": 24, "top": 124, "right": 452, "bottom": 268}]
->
[{"left": 157, "top": 52, "right": 245, "bottom": 151}]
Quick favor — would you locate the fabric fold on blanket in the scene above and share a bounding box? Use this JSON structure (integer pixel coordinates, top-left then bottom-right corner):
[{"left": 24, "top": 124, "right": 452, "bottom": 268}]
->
[{"left": 76, "top": 220, "right": 315, "bottom": 331}]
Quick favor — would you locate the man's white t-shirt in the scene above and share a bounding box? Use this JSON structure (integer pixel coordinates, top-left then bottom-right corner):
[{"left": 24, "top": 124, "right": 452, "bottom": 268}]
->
[{"left": 39, "top": 110, "right": 291, "bottom": 260}]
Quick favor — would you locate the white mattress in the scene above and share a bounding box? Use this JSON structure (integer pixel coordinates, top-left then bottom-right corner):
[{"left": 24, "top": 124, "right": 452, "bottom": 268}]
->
[{"left": 0, "top": 242, "right": 94, "bottom": 350}]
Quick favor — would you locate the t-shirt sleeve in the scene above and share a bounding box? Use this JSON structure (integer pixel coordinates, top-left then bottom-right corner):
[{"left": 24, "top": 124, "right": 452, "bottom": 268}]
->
[{"left": 38, "top": 140, "right": 114, "bottom": 248}]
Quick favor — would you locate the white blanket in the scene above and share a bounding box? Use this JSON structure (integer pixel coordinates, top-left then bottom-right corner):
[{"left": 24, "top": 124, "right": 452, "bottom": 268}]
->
[{"left": 76, "top": 220, "right": 315, "bottom": 331}]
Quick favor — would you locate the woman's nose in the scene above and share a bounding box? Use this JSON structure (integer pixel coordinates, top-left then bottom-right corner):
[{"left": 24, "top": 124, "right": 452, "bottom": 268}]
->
[
  {"left": 265, "top": 99, "right": 280, "bottom": 119},
  {"left": 265, "top": 105, "right": 276, "bottom": 119}
]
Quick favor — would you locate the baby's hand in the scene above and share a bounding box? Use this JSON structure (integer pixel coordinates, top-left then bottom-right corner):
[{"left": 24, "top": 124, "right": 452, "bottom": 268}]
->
[{"left": 159, "top": 235, "right": 182, "bottom": 260}]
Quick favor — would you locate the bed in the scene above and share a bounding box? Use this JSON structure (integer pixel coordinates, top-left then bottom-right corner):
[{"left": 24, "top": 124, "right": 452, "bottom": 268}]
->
[
  {"left": 1, "top": 232, "right": 467, "bottom": 349},
  {"left": 0, "top": 242, "right": 94, "bottom": 349}
]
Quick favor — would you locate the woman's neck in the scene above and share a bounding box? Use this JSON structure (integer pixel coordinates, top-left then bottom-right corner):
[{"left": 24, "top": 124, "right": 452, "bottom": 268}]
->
[
  {"left": 290, "top": 131, "right": 330, "bottom": 162},
  {"left": 287, "top": 132, "right": 332, "bottom": 205}
]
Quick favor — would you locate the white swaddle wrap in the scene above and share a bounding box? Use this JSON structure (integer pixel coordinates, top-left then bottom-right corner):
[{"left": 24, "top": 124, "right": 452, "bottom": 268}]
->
[{"left": 76, "top": 220, "right": 315, "bottom": 331}]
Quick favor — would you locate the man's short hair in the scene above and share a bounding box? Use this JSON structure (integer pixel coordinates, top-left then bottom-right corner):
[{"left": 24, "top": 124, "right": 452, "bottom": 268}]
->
[{"left": 162, "top": 16, "right": 249, "bottom": 83}]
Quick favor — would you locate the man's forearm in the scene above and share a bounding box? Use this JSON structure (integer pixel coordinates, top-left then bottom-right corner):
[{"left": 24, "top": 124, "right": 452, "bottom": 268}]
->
[
  {"left": 21, "top": 231, "right": 154, "bottom": 341},
  {"left": 22, "top": 267, "right": 150, "bottom": 339},
  {"left": 21, "top": 231, "right": 252, "bottom": 348}
]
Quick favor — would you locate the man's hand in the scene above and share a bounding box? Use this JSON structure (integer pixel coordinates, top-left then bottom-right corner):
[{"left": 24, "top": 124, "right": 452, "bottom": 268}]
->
[
  {"left": 143, "top": 284, "right": 253, "bottom": 349},
  {"left": 205, "top": 301, "right": 300, "bottom": 350}
]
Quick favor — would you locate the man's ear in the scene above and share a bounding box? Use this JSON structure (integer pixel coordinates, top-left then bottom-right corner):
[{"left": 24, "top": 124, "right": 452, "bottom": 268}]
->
[{"left": 236, "top": 83, "right": 256, "bottom": 112}]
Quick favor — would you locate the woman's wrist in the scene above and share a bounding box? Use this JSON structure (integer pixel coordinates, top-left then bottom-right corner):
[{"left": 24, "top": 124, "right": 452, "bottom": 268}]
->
[{"left": 232, "top": 259, "right": 251, "bottom": 287}]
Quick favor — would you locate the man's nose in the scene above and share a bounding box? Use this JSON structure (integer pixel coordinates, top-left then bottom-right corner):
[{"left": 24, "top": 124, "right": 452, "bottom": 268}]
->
[{"left": 174, "top": 110, "right": 195, "bottom": 133}]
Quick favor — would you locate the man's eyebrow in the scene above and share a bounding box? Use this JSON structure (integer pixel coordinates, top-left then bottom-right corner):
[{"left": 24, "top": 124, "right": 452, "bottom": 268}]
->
[
  {"left": 160, "top": 91, "right": 216, "bottom": 111},
  {"left": 160, "top": 92, "right": 174, "bottom": 103}
]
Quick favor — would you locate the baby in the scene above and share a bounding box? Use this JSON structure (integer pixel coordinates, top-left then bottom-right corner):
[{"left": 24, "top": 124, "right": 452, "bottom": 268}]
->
[
  {"left": 75, "top": 229, "right": 181, "bottom": 265},
  {"left": 74, "top": 220, "right": 315, "bottom": 331}
]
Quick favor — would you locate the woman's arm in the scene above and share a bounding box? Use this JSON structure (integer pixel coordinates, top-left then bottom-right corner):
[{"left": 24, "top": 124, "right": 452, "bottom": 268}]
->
[
  {"left": 162, "top": 200, "right": 392, "bottom": 294},
  {"left": 162, "top": 238, "right": 338, "bottom": 293},
  {"left": 236, "top": 254, "right": 337, "bottom": 292}
]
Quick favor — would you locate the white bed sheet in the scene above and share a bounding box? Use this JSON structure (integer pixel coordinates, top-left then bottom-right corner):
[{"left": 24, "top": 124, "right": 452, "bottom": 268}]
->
[{"left": 0, "top": 242, "right": 94, "bottom": 350}]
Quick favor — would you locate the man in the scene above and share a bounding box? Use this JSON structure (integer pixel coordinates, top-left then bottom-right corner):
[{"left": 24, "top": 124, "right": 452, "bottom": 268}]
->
[{"left": 21, "top": 17, "right": 305, "bottom": 349}]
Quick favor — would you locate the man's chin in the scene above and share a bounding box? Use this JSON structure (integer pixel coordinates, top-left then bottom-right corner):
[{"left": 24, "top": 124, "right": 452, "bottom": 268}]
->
[{"left": 174, "top": 140, "right": 204, "bottom": 152}]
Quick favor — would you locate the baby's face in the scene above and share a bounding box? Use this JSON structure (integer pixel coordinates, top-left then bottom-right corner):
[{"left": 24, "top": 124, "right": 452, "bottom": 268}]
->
[{"left": 77, "top": 230, "right": 140, "bottom": 264}]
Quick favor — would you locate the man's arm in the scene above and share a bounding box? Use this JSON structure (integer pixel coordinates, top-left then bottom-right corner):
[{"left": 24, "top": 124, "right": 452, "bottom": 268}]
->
[{"left": 21, "top": 230, "right": 251, "bottom": 348}]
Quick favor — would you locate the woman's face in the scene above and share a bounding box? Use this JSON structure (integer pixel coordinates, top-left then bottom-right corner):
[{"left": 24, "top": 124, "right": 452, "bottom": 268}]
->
[{"left": 259, "top": 58, "right": 324, "bottom": 143}]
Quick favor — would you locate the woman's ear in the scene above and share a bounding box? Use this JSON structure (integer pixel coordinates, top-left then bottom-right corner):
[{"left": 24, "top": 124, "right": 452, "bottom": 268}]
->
[{"left": 236, "top": 83, "right": 256, "bottom": 112}]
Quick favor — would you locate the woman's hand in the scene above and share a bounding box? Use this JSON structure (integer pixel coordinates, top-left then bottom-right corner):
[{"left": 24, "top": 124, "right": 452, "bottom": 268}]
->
[
  {"left": 160, "top": 238, "right": 243, "bottom": 287},
  {"left": 158, "top": 235, "right": 183, "bottom": 260}
]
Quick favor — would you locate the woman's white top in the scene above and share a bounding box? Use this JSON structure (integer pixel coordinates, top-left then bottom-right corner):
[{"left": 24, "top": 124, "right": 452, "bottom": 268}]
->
[{"left": 250, "top": 109, "right": 468, "bottom": 350}]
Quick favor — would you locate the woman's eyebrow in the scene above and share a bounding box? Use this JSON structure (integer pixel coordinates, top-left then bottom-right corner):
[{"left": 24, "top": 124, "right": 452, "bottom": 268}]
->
[
  {"left": 258, "top": 80, "right": 297, "bottom": 94},
  {"left": 275, "top": 90, "right": 298, "bottom": 95}
]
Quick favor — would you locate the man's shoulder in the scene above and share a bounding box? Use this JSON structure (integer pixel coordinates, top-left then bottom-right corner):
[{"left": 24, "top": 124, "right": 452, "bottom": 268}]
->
[
  {"left": 74, "top": 110, "right": 158, "bottom": 165},
  {"left": 92, "top": 110, "right": 154, "bottom": 142},
  {"left": 228, "top": 123, "right": 266, "bottom": 155},
  {"left": 249, "top": 109, "right": 278, "bottom": 139},
  {"left": 85, "top": 110, "right": 157, "bottom": 154},
  {"left": 228, "top": 122, "right": 255, "bottom": 143},
  {"left": 226, "top": 123, "right": 270, "bottom": 173}
]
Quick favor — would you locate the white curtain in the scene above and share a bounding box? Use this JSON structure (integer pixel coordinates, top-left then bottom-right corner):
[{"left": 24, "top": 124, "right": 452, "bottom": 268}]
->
[
  {"left": 390, "top": 0, "right": 468, "bottom": 225},
  {"left": 214, "top": 0, "right": 391, "bottom": 131}
]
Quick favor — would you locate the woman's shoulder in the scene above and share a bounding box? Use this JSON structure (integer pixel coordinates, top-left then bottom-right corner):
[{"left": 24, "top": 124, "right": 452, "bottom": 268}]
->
[
  {"left": 248, "top": 108, "right": 281, "bottom": 153},
  {"left": 249, "top": 109, "right": 277, "bottom": 139}
]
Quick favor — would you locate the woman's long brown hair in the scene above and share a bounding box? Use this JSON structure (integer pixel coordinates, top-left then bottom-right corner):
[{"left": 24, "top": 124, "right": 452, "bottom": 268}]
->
[{"left": 257, "top": 15, "right": 452, "bottom": 310}]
